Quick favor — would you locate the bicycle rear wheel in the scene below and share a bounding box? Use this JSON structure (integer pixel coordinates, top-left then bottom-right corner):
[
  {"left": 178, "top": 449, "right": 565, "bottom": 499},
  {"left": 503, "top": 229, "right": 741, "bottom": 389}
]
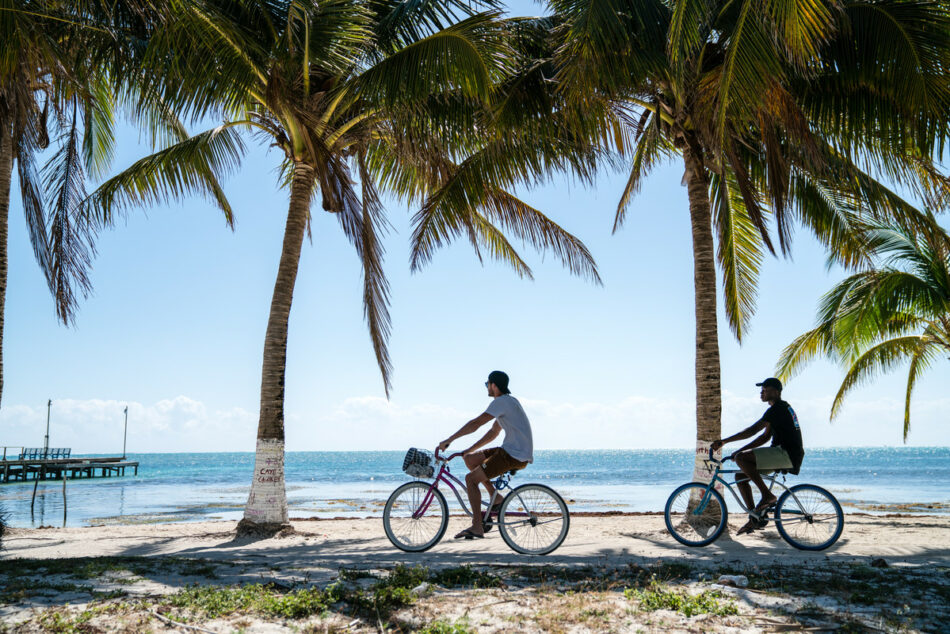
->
[
  {"left": 383, "top": 481, "right": 448, "bottom": 552},
  {"left": 664, "top": 482, "right": 727, "bottom": 547},
  {"left": 498, "top": 484, "right": 569, "bottom": 555},
  {"left": 775, "top": 484, "right": 843, "bottom": 550}
]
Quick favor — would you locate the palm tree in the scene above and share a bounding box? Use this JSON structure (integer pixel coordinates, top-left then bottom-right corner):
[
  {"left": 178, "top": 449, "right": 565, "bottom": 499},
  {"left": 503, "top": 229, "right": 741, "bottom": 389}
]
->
[
  {"left": 549, "top": 0, "right": 950, "bottom": 481},
  {"left": 95, "top": 0, "right": 601, "bottom": 535},
  {"left": 777, "top": 221, "right": 950, "bottom": 440},
  {"left": 0, "top": 1, "right": 232, "bottom": 407}
]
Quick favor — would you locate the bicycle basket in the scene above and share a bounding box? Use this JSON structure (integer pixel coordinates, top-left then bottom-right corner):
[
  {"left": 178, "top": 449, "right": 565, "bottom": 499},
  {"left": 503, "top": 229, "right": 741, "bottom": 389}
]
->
[{"left": 402, "top": 448, "right": 434, "bottom": 479}]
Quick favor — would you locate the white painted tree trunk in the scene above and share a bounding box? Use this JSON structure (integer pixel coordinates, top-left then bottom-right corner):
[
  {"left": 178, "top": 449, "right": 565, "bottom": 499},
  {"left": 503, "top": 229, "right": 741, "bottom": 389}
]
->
[
  {"left": 692, "top": 439, "right": 724, "bottom": 492},
  {"left": 243, "top": 438, "right": 288, "bottom": 525}
]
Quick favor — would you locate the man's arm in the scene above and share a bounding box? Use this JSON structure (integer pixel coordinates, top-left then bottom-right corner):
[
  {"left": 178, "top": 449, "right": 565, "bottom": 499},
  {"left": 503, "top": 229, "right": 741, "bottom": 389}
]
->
[
  {"left": 438, "top": 413, "right": 494, "bottom": 452},
  {"left": 464, "top": 422, "right": 502, "bottom": 455},
  {"left": 711, "top": 419, "right": 768, "bottom": 452},
  {"left": 733, "top": 426, "right": 773, "bottom": 456}
]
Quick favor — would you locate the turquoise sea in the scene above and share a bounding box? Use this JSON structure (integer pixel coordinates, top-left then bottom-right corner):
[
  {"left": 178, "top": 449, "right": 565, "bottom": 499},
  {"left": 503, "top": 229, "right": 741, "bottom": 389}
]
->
[{"left": 2, "top": 447, "right": 947, "bottom": 527}]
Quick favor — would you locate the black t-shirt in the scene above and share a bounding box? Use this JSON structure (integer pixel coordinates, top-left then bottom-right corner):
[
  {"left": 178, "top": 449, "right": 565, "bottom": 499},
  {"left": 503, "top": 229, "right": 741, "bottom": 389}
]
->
[{"left": 763, "top": 400, "right": 804, "bottom": 474}]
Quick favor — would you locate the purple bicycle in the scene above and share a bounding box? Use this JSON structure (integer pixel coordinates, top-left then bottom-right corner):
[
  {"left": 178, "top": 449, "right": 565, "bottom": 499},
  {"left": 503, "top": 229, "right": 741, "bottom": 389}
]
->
[{"left": 382, "top": 448, "right": 570, "bottom": 555}]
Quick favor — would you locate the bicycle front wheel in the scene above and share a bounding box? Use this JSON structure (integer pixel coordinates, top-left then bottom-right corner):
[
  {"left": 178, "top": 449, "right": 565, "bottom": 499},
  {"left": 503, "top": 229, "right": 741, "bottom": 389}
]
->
[
  {"left": 498, "top": 484, "right": 570, "bottom": 555},
  {"left": 775, "top": 484, "right": 843, "bottom": 551},
  {"left": 664, "top": 482, "right": 727, "bottom": 547},
  {"left": 382, "top": 481, "right": 448, "bottom": 552}
]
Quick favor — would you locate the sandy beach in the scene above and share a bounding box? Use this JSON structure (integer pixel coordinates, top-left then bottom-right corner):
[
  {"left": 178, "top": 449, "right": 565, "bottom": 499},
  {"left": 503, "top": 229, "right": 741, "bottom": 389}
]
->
[{"left": 2, "top": 513, "right": 948, "bottom": 632}]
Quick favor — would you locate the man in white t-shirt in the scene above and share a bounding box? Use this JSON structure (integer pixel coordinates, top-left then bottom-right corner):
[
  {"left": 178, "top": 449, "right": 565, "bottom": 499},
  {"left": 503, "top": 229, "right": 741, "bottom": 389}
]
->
[{"left": 438, "top": 370, "right": 534, "bottom": 539}]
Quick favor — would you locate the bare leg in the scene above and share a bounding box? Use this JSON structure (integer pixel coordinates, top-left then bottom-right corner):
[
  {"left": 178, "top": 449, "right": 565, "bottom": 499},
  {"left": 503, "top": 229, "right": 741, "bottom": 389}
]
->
[
  {"left": 457, "top": 467, "right": 489, "bottom": 537},
  {"left": 463, "top": 452, "right": 497, "bottom": 507},
  {"left": 735, "top": 451, "right": 777, "bottom": 509},
  {"left": 735, "top": 475, "right": 755, "bottom": 511}
]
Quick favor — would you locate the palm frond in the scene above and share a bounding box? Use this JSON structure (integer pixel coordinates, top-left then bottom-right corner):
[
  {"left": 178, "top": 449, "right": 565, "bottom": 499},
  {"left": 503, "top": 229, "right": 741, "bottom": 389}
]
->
[
  {"left": 614, "top": 110, "right": 673, "bottom": 232},
  {"left": 81, "top": 76, "right": 116, "bottom": 180},
  {"left": 714, "top": 0, "right": 785, "bottom": 141},
  {"left": 668, "top": 0, "right": 714, "bottom": 76},
  {"left": 357, "top": 12, "right": 505, "bottom": 106},
  {"left": 776, "top": 326, "right": 828, "bottom": 383},
  {"left": 370, "top": 0, "right": 497, "bottom": 54},
  {"left": 41, "top": 105, "right": 94, "bottom": 325},
  {"left": 830, "top": 335, "right": 925, "bottom": 420},
  {"left": 15, "top": 140, "right": 51, "bottom": 285},
  {"left": 902, "top": 333, "right": 942, "bottom": 440},
  {"left": 83, "top": 124, "right": 243, "bottom": 227},
  {"left": 787, "top": 168, "right": 871, "bottom": 271},
  {"left": 762, "top": 0, "right": 836, "bottom": 66},
  {"left": 470, "top": 211, "right": 535, "bottom": 279},
  {"left": 356, "top": 154, "right": 393, "bottom": 395},
  {"left": 482, "top": 188, "right": 602, "bottom": 284},
  {"left": 711, "top": 170, "right": 763, "bottom": 341},
  {"left": 551, "top": 0, "right": 668, "bottom": 100}
]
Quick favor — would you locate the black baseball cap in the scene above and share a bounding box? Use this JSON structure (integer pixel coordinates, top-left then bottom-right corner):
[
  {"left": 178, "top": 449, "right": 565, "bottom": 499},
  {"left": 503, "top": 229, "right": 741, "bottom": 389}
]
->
[
  {"left": 756, "top": 377, "right": 783, "bottom": 391},
  {"left": 486, "top": 370, "right": 511, "bottom": 394}
]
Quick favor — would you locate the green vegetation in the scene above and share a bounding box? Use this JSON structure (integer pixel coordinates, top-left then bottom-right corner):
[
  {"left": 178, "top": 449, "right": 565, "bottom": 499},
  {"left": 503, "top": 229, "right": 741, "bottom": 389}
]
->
[
  {"left": 778, "top": 222, "right": 950, "bottom": 439},
  {"left": 32, "top": 603, "right": 131, "bottom": 634},
  {"left": 430, "top": 565, "right": 505, "bottom": 589},
  {"left": 0, "top": 580, "right": 94, "bottom": 605},
  {"left": 625, "top": 582, "right": 738, "bottom": 617},
  {"left": 0, "top": 556, "right": 223, "bottom": 604},
  {"left": 2, "top": 559, "right": 946, "bottom": 632},
  {"left": 167, "top": 583, "right": 333, "bottom": 620},
  {"left": 417, "top": 619, "right": 474, "bottom": 634},
  {"left": 162, "top": 564, "right": 429, "bottom": 622},
  {"left": 550, "top": 0, "right": 950, "bottom": 457}
]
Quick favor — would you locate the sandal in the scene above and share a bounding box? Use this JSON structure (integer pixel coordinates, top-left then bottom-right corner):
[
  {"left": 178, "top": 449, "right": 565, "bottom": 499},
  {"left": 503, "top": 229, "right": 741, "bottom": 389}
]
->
[
  {"left": 454, "top": 528, "right": 484, "bottom": 540},
  {"left": 753, "top": 498, "right": 777, "bottom": 515},
  {"left": 736, "top": 520, "right": 759, "bottom": 535}
]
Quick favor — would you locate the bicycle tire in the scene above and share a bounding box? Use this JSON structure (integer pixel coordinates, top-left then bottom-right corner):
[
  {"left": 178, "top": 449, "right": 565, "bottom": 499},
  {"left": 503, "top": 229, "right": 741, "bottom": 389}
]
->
[
  {"left": 664, "top": 482, "right": 728, "bottom": 547},
  {"left": 383, "top": 481, "right": 448, "bottom": 552},
  {"left": 498, "top": 484, "right": 570, "bottom": 555},
  {"left": 774, "top": 484, "right": 844, "bottom": 551}
]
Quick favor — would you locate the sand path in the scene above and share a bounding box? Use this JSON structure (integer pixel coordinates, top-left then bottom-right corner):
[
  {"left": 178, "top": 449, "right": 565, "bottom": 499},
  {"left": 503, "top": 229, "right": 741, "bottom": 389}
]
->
[{"left": 4, "top": 514, "right": 947, "bottom": 581}]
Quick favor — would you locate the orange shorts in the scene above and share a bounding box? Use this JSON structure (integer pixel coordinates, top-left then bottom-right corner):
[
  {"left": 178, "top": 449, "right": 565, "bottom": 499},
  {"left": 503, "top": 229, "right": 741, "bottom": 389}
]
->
[{"left": 481, "top": 447, "right": 528, "bottom": 479}]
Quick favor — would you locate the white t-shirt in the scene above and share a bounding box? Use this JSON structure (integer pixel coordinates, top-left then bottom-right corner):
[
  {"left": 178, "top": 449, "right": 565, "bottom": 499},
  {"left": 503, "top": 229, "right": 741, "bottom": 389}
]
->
[{"left": 485, "top": 394, "right": 533, "bottom": 463}]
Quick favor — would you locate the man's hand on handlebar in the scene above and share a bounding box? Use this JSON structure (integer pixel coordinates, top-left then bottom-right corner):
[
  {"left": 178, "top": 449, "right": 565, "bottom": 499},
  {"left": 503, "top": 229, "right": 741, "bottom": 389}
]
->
[
  {"left": 710, "top": 439, "right": 724, "bottom": 452},
  {"left": 437, "top": 439, "right": 451, "bottom": 452}
]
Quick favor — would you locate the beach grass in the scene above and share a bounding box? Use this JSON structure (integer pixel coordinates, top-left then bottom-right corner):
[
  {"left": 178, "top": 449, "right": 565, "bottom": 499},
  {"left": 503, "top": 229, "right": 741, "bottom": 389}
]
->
[{"left": 3, "top": 557, "right": 946, "bottom": 632}]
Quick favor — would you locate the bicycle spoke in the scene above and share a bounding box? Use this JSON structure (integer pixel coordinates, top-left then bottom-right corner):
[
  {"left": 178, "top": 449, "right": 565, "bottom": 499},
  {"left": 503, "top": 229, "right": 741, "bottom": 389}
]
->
[
  {"left": 384, "top": 482, "right": 448, "bottom": 552},
  {"left": 776, "top": 485, "right": 843, "bottom": 550},
  {"left": 500, "top": 485, "right": 568, "bottom": 555},
  {"left": 664, "top": 483, "right": 726, "bottom": 547}
]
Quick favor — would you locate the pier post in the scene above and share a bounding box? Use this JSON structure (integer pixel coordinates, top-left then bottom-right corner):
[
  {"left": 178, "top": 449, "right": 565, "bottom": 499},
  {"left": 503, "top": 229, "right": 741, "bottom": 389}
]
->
[
  {"left": 62, "top": 476, "right": 67, "bottom": 526},
  {"left": 31, "top": 465, "right": 43, "bottom": 515},
  {"left": 44, "top": 400, "right": 51, "bottom": 460},
  {"left": 122, "top": 406, "right": 128, "bottom": 459}
]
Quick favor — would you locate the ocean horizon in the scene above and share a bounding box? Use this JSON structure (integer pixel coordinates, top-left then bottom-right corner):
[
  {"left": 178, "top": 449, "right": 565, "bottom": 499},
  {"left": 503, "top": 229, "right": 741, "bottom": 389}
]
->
[{"left": 2, "top": 447, "right": 947, "bottom": 528}]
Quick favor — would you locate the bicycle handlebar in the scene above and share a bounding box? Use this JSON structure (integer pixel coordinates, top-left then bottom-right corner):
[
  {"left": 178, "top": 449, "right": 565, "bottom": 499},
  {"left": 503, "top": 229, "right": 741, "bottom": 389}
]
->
[
  {"left": 707, "top": 447, "right": 733, "bottom": 464},
  {"left": 434, "top": 447, "right": 464, "bottom": 463}
]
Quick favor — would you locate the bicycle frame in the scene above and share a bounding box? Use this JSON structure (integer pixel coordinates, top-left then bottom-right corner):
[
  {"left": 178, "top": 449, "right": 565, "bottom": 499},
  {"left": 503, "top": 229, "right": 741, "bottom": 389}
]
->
[
  {"left": 694, "top": 452, "right": 811, "bottom": 520},
  {"left": 412, "top": 452, "right": 522, "bottom": 521}
]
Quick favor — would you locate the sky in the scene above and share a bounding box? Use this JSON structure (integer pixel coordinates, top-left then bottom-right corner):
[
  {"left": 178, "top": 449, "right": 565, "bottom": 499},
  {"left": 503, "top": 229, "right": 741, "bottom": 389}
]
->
[{"left": 2, "top": 4, "right": 948, "bottom": 455}]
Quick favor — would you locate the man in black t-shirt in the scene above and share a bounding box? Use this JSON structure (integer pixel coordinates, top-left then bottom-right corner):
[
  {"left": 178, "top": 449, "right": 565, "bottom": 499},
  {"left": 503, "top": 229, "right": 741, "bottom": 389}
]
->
[{"left": 711, "top": 377, "right": 804, "bottom": 535}]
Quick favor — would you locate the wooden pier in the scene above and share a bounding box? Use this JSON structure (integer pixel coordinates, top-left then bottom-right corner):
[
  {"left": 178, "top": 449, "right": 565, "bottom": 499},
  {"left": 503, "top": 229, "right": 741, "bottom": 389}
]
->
[{"left": 0, "top": 453, "right": 139, "bottom": 484}]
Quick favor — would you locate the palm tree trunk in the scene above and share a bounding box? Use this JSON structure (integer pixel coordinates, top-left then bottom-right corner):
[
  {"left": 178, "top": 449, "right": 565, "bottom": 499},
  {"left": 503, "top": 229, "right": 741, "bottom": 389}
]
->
[
  {"left": 683, "top": 144, "right": 722, "bottom": 485},
  {"left": 238, "top": 162, "right": 314, "bottom": 535},
  {"left": 0, "top": 123, "right": 14, "bottom": 410}
]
